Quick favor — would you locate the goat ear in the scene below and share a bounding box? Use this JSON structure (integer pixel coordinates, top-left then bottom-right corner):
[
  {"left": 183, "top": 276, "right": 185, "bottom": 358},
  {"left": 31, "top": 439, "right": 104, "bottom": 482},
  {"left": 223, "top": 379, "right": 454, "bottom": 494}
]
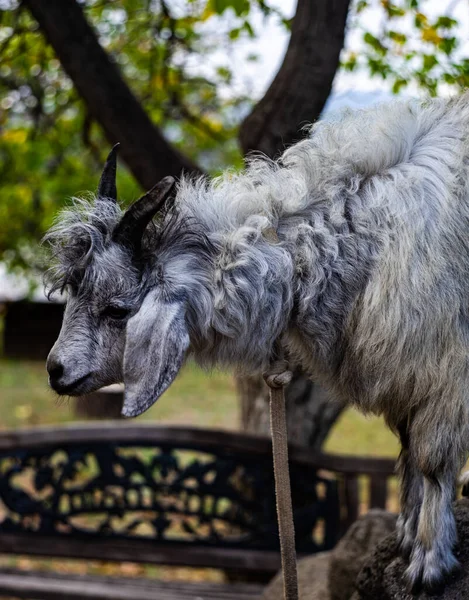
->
[{"left": 121, "top": 290, "right": 189, "bottom": 418}]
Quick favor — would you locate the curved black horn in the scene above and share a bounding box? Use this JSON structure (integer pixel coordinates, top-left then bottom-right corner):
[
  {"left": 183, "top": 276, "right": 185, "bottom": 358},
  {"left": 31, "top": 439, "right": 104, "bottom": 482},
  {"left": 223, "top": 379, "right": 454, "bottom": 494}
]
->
[
  {"left": 112, "top": 176, "right": 175, "bottom": 251},
  {"left": 97, "top": 143, "right": 120, "bottom": 202}
]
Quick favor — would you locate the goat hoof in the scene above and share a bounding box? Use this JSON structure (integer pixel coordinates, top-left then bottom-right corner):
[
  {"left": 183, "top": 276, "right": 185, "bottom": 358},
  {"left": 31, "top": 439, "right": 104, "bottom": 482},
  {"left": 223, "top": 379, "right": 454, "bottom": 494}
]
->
[
  {"left": 407, "top": 570, "right": 445, "bottom": 596},
  {"left": 408, "top": 576, "right": 422, "bottom": 596},
  {"left": 405, "top": 548, "right": 460, "bottom": 597},
  {"left": 423, "top": 577, "right": 446, "bottom": 596}
]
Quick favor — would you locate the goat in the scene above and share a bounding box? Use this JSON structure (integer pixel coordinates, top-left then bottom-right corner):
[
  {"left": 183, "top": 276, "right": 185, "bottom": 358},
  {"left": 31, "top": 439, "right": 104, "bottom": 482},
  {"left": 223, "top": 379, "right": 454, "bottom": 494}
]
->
[{"left": 46, "top": 94, "right": 469, "bottom": 594}]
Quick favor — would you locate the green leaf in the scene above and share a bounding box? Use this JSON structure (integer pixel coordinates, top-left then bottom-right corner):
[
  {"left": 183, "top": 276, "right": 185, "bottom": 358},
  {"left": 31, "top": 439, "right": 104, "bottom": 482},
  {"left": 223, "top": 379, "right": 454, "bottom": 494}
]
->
[
  {"left": 228, "top": 27, "right": 241, "bottom": 40},
  {"left": 388, "top": 30, "right": 406, "bottom": 45},
  {"left": 443, "top": 73, "right": 456, "bottom": 84},
  {"left": 356, "top": 0, "right": 368, "bottom": 13},
  {"left": 382, "top": 3, "right": 405, "bottom": 18},
  {"left": 232, "top": 0, "right": 250, "bottom": 16},
  {"left": 342, "top": 53, "right": 358, "bottom": 72},
  {"left": 392, "top": 78, "right": 408, "bottom": 93},
  {"left": 216, "top": 66, "right": 232, "bottom": 82},
  {"left": 434, "top": 16, "right": 457, "bottom": 30},
  {"left": 422, "top": 54, "right": 438, "bottom": 72},
  {"left": 242, "top": 20, "right": 255, "bottom": 38},
  {"left": 212, "top": 0, "right": 250, "bottom": 16},
  {"left": 438, "top": 37, "right": 457, "bottom": 55},
  {"left": 211, "top": 0, "right": 250, "bottom": 15},
  {"left": 367, "top": 57, "right": 390, "bottom": 78},
  {"left": 414, "top": 12, "right": 427, "bottom": 29},
  {"left": 363, "top": 32, "right": 387, "bottom": 56}
]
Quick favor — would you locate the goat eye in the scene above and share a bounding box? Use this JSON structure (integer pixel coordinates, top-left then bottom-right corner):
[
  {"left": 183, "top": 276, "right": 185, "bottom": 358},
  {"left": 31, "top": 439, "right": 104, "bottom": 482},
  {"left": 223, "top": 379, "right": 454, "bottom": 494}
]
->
[{"left": 102, "top": 305, "right": 130, "bottom": 320}]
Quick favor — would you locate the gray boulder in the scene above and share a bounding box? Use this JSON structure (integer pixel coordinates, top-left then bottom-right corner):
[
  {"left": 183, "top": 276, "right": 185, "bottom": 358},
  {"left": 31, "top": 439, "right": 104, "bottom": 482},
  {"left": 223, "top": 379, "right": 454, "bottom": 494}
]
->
[
  {"left": 329, "top": 509, "right": 397, "bottom": 600},
  {"left": 261, "top": 509, "right": 396, "bottom": 600},
  {"left": 261, "top": 551, "right": 331, "bottom": 600},
  {"left": 355, "top": 499, "right": 469, "bottom": 600}
]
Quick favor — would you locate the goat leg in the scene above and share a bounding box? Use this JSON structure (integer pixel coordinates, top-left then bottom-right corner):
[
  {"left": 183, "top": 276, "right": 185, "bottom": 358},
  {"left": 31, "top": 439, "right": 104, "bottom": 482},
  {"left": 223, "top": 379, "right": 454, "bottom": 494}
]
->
[
  {"left": 405, "top": 406, "right": 463, "bottom": 595},
  {"left": 396, "top": 419, "right": 423, "bottom": 561}
]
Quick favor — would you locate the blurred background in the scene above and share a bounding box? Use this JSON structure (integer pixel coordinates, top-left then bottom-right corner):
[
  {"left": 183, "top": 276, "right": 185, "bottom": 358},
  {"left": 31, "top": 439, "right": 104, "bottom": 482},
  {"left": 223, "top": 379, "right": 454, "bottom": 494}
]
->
[{"left": 0, "top": 0, "right": 468, "bottom": 587}]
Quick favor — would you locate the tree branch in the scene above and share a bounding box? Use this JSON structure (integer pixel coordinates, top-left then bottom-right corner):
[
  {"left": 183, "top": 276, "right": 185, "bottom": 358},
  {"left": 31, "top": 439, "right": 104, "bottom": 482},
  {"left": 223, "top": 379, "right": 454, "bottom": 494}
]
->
[
  {"left": 239, "top": 0, "right": 351, "bottom": 158},
  {"left": 23, "top": 0, "right": 201, "bottom": 189}
]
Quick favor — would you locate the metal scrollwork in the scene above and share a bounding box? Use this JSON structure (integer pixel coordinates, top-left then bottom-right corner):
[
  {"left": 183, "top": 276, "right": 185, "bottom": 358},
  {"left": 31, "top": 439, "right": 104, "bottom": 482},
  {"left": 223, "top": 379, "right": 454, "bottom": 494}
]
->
[{"left": 0, "top": 440, "right": 339, "bottom": 552}]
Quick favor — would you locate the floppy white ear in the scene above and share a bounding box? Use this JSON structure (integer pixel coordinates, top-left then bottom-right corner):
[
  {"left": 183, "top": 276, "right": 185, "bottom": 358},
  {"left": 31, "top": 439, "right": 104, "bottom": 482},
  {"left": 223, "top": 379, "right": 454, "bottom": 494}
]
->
[{"left": 121, "top": 290, "right": 189, "bottom": 418}]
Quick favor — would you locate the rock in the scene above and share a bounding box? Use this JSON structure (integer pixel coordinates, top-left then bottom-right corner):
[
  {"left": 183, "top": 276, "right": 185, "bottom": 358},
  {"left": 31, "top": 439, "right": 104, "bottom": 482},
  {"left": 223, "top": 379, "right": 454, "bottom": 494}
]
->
[
  {"left": 261, "top": 551, "right": 331, "bottom": 600},
  {"left": 261, "top": 510, "right": 397, "bottom": 600},
  {"left": 329, "top": 509, "right": 397, "bottom": 600},
  {"left": 355, "top": 499, "right": 469, "bottom": 599}
]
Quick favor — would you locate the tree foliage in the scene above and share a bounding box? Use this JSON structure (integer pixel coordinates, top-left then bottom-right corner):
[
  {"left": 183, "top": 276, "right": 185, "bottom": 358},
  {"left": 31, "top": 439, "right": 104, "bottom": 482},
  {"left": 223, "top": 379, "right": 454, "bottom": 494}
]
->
[
  {"left": 343, "top": 0, "right": 469, "bottom": 95},
  {"left": 0, "top": 0, "right": 284, "bottom": 270},
  {"left": 0, "top": 0, "right": 468, "bottom": 272}
]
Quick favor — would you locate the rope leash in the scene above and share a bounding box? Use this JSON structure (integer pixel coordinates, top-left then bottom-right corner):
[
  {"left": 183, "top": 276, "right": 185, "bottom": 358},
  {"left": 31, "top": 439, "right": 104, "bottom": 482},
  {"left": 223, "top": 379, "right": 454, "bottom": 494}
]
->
[{"left": 263, "top": 348, "right": 299, "bottom": 600}]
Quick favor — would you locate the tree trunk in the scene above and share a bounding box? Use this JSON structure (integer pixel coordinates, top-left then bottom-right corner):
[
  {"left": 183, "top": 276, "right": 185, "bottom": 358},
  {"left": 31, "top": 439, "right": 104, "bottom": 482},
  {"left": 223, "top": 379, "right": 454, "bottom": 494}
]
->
[
  {"left": 24, "top": 0, "right": 200, "bottom": 189},
  {"left": 238, "top": 0, "right": 352, "bottom": 447},
  {"left": 237, "top": 370, "right": 343, "bottom": 451},
  {"left": 240, "top": 0, "right": 351, "bottom": 157}
]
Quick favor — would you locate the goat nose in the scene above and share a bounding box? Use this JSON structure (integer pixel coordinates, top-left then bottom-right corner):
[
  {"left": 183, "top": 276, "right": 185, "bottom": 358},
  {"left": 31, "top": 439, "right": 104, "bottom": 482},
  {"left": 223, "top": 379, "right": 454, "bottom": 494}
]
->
[{"left": 47, "top": 359, "right": 64, "bottom": 382}]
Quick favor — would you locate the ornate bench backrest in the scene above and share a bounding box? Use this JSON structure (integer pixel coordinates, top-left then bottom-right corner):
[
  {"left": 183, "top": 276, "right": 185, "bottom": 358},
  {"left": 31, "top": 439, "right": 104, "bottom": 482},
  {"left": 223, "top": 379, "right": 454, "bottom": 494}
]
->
[{"left": 0, "top": 425, "right": 342, "bottom": 572}]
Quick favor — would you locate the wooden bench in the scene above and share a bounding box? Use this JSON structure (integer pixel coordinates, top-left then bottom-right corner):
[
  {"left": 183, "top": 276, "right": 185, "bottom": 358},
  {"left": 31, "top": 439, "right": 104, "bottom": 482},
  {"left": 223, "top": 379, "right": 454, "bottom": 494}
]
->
[{"left": 0, "top": 423, "right": 396, "bottom": 599}]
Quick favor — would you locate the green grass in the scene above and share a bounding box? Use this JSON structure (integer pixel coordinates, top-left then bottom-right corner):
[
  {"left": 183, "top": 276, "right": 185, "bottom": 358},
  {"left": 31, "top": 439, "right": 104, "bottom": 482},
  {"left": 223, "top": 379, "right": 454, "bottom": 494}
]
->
[
  {"left": 325, "top": 407, "right": 399, "bottom": 457},
  {"left": 0, "top": 358, "right": 399, "bottom": 458}
]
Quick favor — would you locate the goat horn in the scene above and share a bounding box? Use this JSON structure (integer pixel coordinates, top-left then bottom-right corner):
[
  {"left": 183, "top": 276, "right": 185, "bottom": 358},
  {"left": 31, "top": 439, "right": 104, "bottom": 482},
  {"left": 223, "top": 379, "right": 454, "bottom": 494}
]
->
[
  {"left": 112, "top": 176, "right": 175, "bottom": 251},
  {"left": 97, "top": 143, "right": 120, "bottom": 202}
]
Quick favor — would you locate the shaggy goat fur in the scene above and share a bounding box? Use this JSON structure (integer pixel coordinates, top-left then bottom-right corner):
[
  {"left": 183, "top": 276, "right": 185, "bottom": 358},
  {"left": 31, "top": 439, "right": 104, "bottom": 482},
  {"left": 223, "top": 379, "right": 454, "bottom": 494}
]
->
[{"left": 46, "top": 93, "right": 469, "bottom": 593}]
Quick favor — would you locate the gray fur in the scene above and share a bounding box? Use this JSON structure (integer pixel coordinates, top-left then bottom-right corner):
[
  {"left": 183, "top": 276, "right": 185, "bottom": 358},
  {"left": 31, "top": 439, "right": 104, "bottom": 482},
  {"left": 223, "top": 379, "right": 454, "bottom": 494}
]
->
[{"left": 46, "top": 93, "right": 469, "bottom": 593}]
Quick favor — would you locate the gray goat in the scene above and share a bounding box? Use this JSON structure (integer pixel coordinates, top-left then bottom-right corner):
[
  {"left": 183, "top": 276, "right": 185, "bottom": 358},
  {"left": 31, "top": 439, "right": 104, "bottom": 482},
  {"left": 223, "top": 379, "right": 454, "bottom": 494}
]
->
[{"left": 46, "top": 94, "right": 469, "bottom": 594}]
